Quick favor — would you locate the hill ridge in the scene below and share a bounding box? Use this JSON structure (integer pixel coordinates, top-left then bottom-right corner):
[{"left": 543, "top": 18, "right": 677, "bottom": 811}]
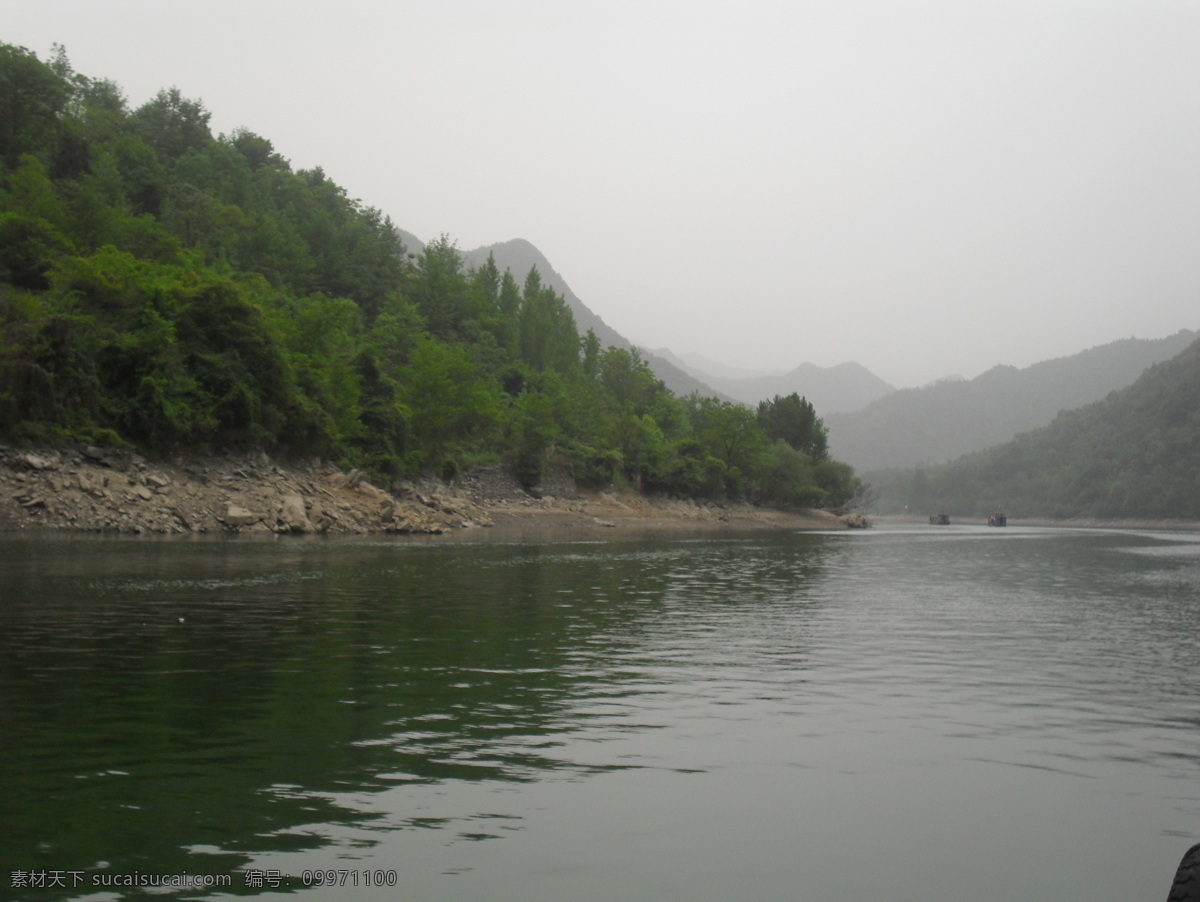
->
[
  {"left": 882, "top": 334, "right": 1200, "bottom": 519},
  {"left": 826, "top": 329, "right": 1198, "bottom": 473}
]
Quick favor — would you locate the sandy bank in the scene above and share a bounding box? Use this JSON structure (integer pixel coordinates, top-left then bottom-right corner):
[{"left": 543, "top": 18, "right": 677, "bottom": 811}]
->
[{"left": 0, "top": 445, "right": 854, "bottom": 537}]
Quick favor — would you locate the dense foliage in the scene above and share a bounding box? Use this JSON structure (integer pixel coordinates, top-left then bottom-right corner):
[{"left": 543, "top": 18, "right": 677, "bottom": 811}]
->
[
  {"left": 872, "top": 337, "right": 1200, "bottom": 519},
  {"left": 0, "top": 43, "right": 860, "bottom": 507}
]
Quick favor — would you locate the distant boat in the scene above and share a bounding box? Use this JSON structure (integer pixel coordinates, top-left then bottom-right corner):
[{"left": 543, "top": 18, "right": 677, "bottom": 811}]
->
[
  {"left": 988, "top": 512, "right": 1007, "bottom": 527},
  {"left": 929, "top": 513, "right": 951, "bottom": 525}
]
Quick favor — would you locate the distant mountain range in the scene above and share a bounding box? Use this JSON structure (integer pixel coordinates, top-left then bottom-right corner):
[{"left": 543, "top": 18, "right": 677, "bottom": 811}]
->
[
  {"left": 825, "top": 330, "right": 1198, "bottom": 473},
  {"left": 407, "top": 233, "right": 897, "bottom": 409},
  {"left": 400, "top": 232, "right": 1196, "bottom": 486},
  {"left": 674, "top": 351, "right": 772, "bottom": 381},
  {"left": 880, "top": 333, "right": 1200, "bottom": 520},
  {"left": 652, "top": 348, "right": 895, "bottom": 413}
]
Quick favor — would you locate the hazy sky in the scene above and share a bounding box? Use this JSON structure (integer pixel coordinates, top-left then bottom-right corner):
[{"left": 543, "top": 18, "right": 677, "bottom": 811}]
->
[{"left": 7, "top": 0, "right": 1199, "bottom": 386}]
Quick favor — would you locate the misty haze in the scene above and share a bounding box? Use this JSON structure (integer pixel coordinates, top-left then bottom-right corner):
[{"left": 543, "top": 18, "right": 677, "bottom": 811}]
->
[{"left": 2, "top": 5, "right": 1197, "bottom": 901}]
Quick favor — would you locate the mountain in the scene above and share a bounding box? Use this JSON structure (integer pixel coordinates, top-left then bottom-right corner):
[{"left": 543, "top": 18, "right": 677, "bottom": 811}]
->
[
  {"left": 672, "top": 350, "right": 773, "bottom": 381},
  {"left": 671, "top": 358, "right": 896, "bottom": 413},
  {"left": 826, "top": 330, "right": 1199, "bottom": 473},
  {"left": 453, "top": 239, "right": 724, "bottom": 399},
  {"left": 459, "top": 238, "right": 625, "bottom": 349},
  {"left": 882, "top": 335, "right": 1200, "bottom": 519},
  {"left": 395, "top": 227, "right": 426, "bottom": 260}
]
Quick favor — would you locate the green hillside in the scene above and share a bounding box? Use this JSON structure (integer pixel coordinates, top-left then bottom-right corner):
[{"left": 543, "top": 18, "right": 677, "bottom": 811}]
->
[
  {"left": 0, "top": 44, "right": 857, "bottom": 508},
  {"left": 458, "top": 238, "right": 721, "bottom": 400},
  {"left": 827, "top": 330, "right": 1197, "bottom": 472},
  {"left": 878, "top": 337, "right": 1200, "bottom": 519}
]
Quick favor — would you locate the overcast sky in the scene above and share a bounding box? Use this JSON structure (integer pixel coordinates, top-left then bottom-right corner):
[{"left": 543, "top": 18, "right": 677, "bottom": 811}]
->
[{"left": 7, "top": 0, "right": 1199, "bottom": 386}]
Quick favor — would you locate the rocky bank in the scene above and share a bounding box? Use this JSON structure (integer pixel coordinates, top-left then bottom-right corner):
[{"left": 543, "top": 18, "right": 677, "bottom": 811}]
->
[{"left": 0, "top": 445, "right": 856, "bottom": 537}]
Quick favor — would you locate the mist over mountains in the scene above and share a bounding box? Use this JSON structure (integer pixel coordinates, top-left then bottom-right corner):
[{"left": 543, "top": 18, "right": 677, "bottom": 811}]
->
[
  {"left": 653, "top": 348, "right": 895, "bottom": 414},
  {"left": 401, "top": 234, "right": 722, "bottom": 400},
  {"left": 825, "top": 330, "right": 1198, "bottom": 473},
  {"left": 6, "top": 37, "right": 1192, "bottom": 526},
  {"left": 461, "top": 236, "right": 899, "bottom": 415},
  {"left": 412, "top": 234, "right": 1195, "bottom": 483},
  {"left": 878, "top": 333, "right": 1200, "bottom": 520},
  {"left": 421, "top": 234, "right": 898, "bottom": 413}
]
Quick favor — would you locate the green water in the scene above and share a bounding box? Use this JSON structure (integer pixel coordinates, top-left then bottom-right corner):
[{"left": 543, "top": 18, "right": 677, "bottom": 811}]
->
[{"left": 1, "top": 525, "right": 1198, "bottom": 901}]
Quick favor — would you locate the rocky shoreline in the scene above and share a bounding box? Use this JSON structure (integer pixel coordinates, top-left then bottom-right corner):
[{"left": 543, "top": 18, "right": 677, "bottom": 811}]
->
[{"left": 0, "top": 445, "right": 856, "bottom": 537}]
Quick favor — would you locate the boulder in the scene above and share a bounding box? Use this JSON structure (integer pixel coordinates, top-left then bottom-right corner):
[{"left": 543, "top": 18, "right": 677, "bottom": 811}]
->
[
  {"left": 20, "top": 453, "right": 57, "bottom": 471},
  {"left": 355, "top": 480, "right": 389, "bottom": 502},
  {"left": 78, "top": 471, "right": 106, "bottom": 496},
  {"left": 223, "top": 504, "right": 260, "bottom": 528},
  {"left": 277, "top": 494, "right": 315, "bottom": 534},
  {"left": 324, "top": 468, "right": 367, "bottom": 490}
]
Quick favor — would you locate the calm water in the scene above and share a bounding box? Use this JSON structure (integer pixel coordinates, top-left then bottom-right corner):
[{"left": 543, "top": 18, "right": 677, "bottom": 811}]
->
[{"left": 1, "top": 525, "right": 1198, "bottom": 901}]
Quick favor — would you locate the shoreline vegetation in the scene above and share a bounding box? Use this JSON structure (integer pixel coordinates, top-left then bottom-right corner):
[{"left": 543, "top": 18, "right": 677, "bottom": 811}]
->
[
  {"left": 1, "top": 44, "right": 863, "bottom": 522},
  {"left": 0, "top": 444, "right": 857, "bottom": 537},
  {"left": 6, "top": 441, "right": 1195, "bottom": 539}
]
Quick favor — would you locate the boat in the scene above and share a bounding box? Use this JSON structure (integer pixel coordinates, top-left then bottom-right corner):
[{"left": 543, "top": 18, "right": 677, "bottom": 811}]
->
[
  {"left": 988, "top": 512, "right": 1007, "bottom": 527},
  {"left": 929, "top": 513, "right": 950, "bottom": 525}
]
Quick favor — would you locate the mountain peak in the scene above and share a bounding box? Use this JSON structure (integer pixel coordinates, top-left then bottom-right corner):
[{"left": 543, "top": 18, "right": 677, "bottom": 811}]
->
[{"left": 665, "top": 353, "right": 895, "bottom": 413}]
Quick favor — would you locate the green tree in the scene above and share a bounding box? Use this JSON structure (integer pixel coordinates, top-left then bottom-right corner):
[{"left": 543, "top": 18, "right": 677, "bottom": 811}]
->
[
  {"left": 271, "top": 293, "right": 363, "bottom": 452},
  {"left": 0, "top": 155, "right": 75, "bottom": 289},
  {"left": 407, "top": 235, "right": 470, "bottom": 340},
  {"left": 496, "top": 269, "right": 522, "bottom": 356},
  {"left": 597, "top": 346, "right": 659, "bottom": 413},
  {"left": 399, "top": 337, "right": 500, "bottom": 470},
  {"left": 518, "top": 267, "right": 580, "bottom": 374},
  {"left": 0, "top": 43, "right": 70, "bottom": 169},
  {"left": 757, "top": 440, "right": 823, "bottom": 507},
  {"left": 508, "top": 370, "right": 576, "bottom": 487},
  {"left": 812, "top": 459, "right": 862, "bottom": 510},
  {"left": 171, "top": 276, "right": 295, "bottom": 448},
  {"left": 132, "top": 87, "right": 212, "bottom": 165},
  {"left": 757, "top": 392, "right": 829, "bottom": 462}
]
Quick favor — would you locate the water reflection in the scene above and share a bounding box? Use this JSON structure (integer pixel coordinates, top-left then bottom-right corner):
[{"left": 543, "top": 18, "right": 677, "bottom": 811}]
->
[
  {"left": 2, "top": 533, "right": 835, "bottom": 893},
  {"left": 1, "top": 527, "right": 1197, "bottom": 902}
]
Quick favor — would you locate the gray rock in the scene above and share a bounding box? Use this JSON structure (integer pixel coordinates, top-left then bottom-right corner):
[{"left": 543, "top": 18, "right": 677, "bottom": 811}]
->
[
  {"left": 223, "top": 504, "right": 260, "bottom": 527},
  {"left": 277, "top": 494, "right": 315, "bottom": 534},
  {"left": 77, "top": 471, "right": 106, "bottom": 495},
  {"left": 20, "top": 453, "right": 57, "bottom": 471}
]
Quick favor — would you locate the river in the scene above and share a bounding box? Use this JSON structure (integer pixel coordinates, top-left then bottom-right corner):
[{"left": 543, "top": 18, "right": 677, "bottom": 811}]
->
[{"left": 1, "top": 524, "right": 1198, "bottom": 901}]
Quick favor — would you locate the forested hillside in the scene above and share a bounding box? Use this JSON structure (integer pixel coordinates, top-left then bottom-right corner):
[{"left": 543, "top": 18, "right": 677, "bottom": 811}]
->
[
  {"left": 458, "top": 238, "right": 721, "bottom": 399},
  {"left": 0, "top": 44, "right": 858, "bottom": 508},
  {"left": 826, "top": 329, "right": 1197, "bottom": 472},
  {"left": 874, "top": 336, "right": 1200, "bottom": 519}
]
